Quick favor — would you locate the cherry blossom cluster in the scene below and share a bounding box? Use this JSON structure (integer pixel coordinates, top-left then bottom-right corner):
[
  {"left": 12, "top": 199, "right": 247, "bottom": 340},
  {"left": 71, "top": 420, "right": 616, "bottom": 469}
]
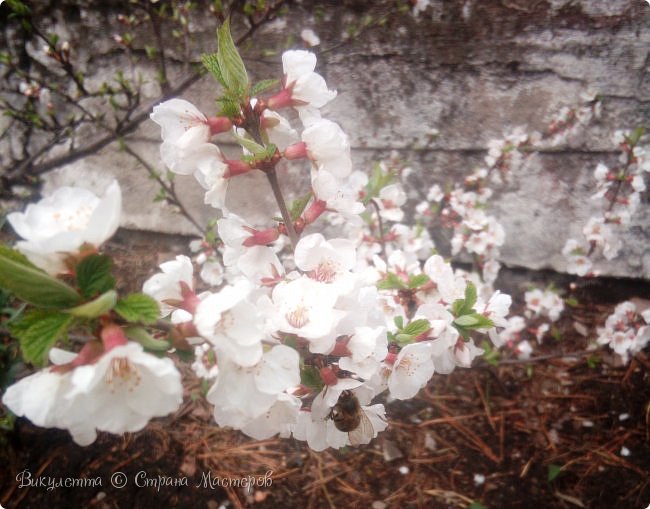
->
[
  {"left": 563, "top": 129, "right": 649, "bottom": 276},
  {"left": 411, "top": 93, "right": 601, "bottom": 288},
  {"left": 415, "top": 174, "right": 505, "bottom": 286},
  {"left": 488, "top": 287, "right": 565, "bottom": 360},
  {"left": 596, "top": 301, "right": 650, "bottom": 364},
  {"left": 141, "top": 48, "right": 513, "bottom": 450},
  {"left": 0, "top": 44, "right": 513, "bottom": 450}
]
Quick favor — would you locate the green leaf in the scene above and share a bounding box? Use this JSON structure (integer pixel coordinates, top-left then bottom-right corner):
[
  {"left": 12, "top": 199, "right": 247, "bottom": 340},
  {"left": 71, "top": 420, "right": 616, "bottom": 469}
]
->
[
  {"left": 364, "top": 162, "right": 396, "bottom": 203},
  {"left": 464, "top": 281, "right": 477, "bottom": 311},
  {"left": 394, "top": 333, "right": 413, "bottom": 345},
  {"left": 9, "top": 310, "right": 73, "bottom": 366},
  {"left": 201, "top": 52, "right": 225, "bottom": 87},
  {"left": 480, "top": 340, "right": 500, "bottom": 366},
  {"left": 233, "top": 132, "right": 266, "bottom": 156},
  {"left": 474, "top": 314, "right": 495, "bottom": 329},
  {"left": 6, "top": 0, "right": 32, "bottom": 16},
  {"left": 408, "top": 274, "right": 429, "bottom": 289},
  {"left": 377, "top": 272, "right": 407, "bottom": 290},
  {"left": 64, "top": 290, "right": 117, "bottom": 318},
  {"left": 451, "top": 281, "right": 478, "bottom": 318},
  {"left": 250, "top": 78, "right": 279, "bottom": 96},
  {"left": 0, "top": 244, "right": 38, "bottom": 269},
  {"left": 547, "top": 464, "right": 563, "bottom": 482},
  {"left": 216, "top": 96, "right": 241, "bottom": 118},
  {"left": 216, "top": 18, "right": 249, "bottom": 93},
  {"left": 402, "top": 319, "right": 431, "bottom": 337},
  {"left": 586, "top": 355, "right": 601, "bottom": 369},
  {"left": 289, "top": 193, "right": 312, "bottom": 222},
  {"left": 114, "top": 293, "right": 160, "bottom": 325},
  {"left": 565, "top": 297, "right": 579, "bottom": 307},
  {"left": 124, "top": 326, "right": 171, "bottom": 351},
  {"left": 626, "top": 127, "right": 645, "bottom": 146},
  {"left": 454, "top": 314, "right": 479, "bottom": 327},
  {"left": 0, "top": 251, "right": 81, "bottom": 309},
  {"left": 469, "top": 503, "right": 487, "bottom": 509},
  {"left": 393, "top": 316, "right": 404, "bottom": 330},
  {"left": 75, "top": 254, "right": 115, "bottom": 299},
  {"left": 300, "top": 365, "right": 323, "bottom": 391}
]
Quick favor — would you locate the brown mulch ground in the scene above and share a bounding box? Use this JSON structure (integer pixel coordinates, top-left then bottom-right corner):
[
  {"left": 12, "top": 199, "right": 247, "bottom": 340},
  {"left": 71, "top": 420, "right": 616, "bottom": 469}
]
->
[{"left": 0, "top": 230, "right": 648, "bottom": 509}]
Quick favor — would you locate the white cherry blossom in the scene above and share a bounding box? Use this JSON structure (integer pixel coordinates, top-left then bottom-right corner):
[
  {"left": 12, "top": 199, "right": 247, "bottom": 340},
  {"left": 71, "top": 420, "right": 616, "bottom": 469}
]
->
[
  {"left": 65, "top": 342, "right": 183, "bottom": 441},
  {"left": 388, "top": 342, "right": 435, "bottom": 400},
  {"left": 194, "top": 281, "right": 265, "bottom": 366},
  {"left": 8, "top": 181, "right": 121, "bottom": 274},
  {"left": 143, "top": 255, "right": 194, "bottom": 317}
]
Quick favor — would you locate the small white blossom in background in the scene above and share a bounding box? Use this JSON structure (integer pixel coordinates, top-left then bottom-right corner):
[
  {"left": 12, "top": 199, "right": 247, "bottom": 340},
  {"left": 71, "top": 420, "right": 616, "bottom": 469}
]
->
[
  {"left": 300, "top": 28, "right": 320, "bottom": 47},
  {"left": 596, "top": 301, "right": 650, "bottom": 364},
  {"left": 525, "top": 288, "right": 565, "bottom": 322}
]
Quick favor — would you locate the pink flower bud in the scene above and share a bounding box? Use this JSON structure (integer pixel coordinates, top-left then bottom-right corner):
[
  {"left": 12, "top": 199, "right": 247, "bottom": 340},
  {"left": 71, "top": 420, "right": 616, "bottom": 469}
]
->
[
  {"left": 283, "top": 141, "right": 308, "bottom": 160},
  {"left": 206, "top": 116, "right": 233, "bottom": 135},
  {"left": 303, "top": 199, "right": 327, "bottom": 225},
  {"left": 242, "top": 226, "right": 280, "bottom": 247},
  {"left": 101, "top": 323, "right": 129, "bottom": 351},
  {"left": 266, "top": 87, "right": 294, "bottom": 111},
  {"left": 225, "top": 159, "right": 252, "bottom": 178},
  {"left": 179, "top": 281, "right": 201, "bottom": 315},
  {"left": 319, "top": 366, "right": 338, "bottom": 386},
  {"left": 384, "top": 352, "right": 398, "bottom": 365}
]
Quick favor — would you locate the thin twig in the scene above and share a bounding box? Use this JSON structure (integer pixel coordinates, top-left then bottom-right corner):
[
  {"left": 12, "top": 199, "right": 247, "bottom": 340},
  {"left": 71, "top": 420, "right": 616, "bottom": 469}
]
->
[
  {"left": 266, "top": 168, "right": 298, "bottom": 249},
  {"left": 369, "top": 198, "right": 387, "bottom": 263},
  {"left": 121, "top": 142, "right": 203, "bottom": 234}
]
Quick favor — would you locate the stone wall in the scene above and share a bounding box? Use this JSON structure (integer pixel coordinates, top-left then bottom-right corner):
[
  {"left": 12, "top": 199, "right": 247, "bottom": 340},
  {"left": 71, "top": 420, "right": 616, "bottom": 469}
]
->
[{"left": 9, "top": 0, "right": 650, "bottom": 278}]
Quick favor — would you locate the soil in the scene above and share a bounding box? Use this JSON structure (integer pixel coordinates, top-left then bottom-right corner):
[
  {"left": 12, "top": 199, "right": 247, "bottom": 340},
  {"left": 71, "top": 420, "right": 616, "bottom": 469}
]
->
[{"left": 0, "top": 229, "right": 649, "bottom": 509}]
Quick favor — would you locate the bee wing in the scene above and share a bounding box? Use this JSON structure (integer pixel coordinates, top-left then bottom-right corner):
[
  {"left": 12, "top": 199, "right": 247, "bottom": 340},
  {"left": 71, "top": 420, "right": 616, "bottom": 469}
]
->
[{"left": 348, "top": 410, "right": 374, "bottom": 447}]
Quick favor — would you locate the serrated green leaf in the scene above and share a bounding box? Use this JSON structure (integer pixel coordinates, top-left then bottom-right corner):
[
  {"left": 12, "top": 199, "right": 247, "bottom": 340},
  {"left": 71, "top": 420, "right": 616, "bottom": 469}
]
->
[
  {"left": 75, "top": 254, "right": 115, "bottom": 299},
  {"left": 402, "top": 319, "right": 430, "bottom": 337},
  {"left": 474, "top": 314, "right": 495, "bottom": 329},
  {"left": 216, "top": 18, "right": 248, "bottom": 93},
  {"left": 124, "top": 326, "right": 171, "bottom": 351},
  {"left": 114, "top": 293, "right": 160, "bottom": 325},
  {"left": 454, "top": 314, "right": 479, "bottom": 327},
  {"left": 290, "top": 192, "right": 312, "bottom": 221},
  {"left": 64, "top": 290, "right": 117, "bottom": 318},
  {"left": 201, "top": 52, "right": 225, "bottom": 87},
  {"left": 451, "top": 281, "right": 478, "bottom": 318},
  {"left": 464, "top": 281, "right": 477, "bottom": 311},
  {"left": 0, "top": 253, "right": 81, "bottom": 309},
  {"left": 10, "top": 310, "right": 73, "bottom": 366},
  {"left": 408, "top": 273, "right": 429, "bottom": 289},
  {"left": 548, "top": 463, "right": 563, "bottom": 481},
  {"left": 216, "top": 96, "right": 241, "bottom": 118},
  {"left": 377, "top": 272, "right": 407, "bottom": 290},
  {"left": 394, "top": 333, "right": 413, "bottom": 345},
  {"left": 250, "top": 78, "right": 279, "bottom": 96}
]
